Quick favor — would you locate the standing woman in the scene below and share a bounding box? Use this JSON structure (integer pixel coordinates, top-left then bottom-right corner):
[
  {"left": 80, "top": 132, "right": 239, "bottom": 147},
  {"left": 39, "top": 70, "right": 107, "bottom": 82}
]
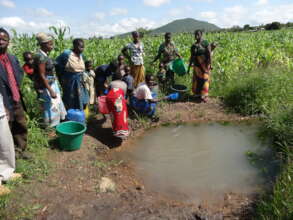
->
[
  {"left": 122, "top": 31, "right": 145, "bottom": 88},
  {"left": 56, "top": 39, "right": 89, "bottom": 110},
  {"left": 188, "top": 30, "right": 212, "bottom": 103},
  {"left": 34, "top": 33, "right": 67, "bottom": 127},
  {"left": 153, "top": 32, "right": 181, "bottom": 86}
]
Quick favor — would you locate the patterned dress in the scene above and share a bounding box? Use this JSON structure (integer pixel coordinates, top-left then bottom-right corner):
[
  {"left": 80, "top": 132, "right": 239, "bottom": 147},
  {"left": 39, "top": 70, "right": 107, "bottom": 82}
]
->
[
  {"left": 125, "top": 42, "right": 145, "bottom": 87},
  {"left": 34, "top": 50, "right": 67, "bottom": 127},
  {"left": 190, "top": 40, "right": 211, "bottom": 100}
]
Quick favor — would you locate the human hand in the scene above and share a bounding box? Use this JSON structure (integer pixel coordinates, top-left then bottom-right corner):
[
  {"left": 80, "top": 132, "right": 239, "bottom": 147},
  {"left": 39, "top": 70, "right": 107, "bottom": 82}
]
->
[{"left": 50, "top": 91, "right": 57, "bottom": 99}]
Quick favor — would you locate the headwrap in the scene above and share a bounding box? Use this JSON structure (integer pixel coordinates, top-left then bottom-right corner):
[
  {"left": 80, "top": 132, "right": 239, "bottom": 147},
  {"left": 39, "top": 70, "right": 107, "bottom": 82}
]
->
[{"left": 36, "top": 32, "right": 53, "bottom": 44}]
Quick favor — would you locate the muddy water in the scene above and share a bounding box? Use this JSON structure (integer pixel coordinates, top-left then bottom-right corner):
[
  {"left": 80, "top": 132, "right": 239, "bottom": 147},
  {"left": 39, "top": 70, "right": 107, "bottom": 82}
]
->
[{"left": 117, "top": 123, "right": 278, "bottom": 203}]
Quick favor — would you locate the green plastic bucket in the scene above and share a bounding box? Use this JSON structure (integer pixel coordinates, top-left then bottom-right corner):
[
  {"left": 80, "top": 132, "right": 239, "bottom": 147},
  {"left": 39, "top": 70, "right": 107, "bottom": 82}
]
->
[
  {"left": 56, "top": 121, "right": 87, "bottom": 151},
  {"left": 169, "top": 58, "right": 187, "bottom": 76}
]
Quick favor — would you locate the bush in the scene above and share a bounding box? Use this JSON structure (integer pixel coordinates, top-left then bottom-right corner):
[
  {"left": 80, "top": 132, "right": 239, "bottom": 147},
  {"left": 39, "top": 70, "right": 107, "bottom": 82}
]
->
[{"left": 223, "top": 67, "right": 293, "bottom": 115}]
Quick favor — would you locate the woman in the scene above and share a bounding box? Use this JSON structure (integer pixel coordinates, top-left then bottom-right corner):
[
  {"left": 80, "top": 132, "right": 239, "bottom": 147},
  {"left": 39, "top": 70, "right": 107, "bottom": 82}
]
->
[
  {"left": 34, "top": 32, "right": 67, "bottom": 127},
  {"left": 153, "top": 32, "right": 181, "bottom": 86},
  {"left": 122, "top": 31, "right": 145, "bottom": 87},
  {"left": 188, "top": 30, "right": 212, "bottom": 103},
  {"left": 56, "top": 38, "right": 89, "bottom": 110},
  {"left": 106, "top": 81, "right": 129, "bottom": 139},
  {"left": 131, "top": 74, "right": 160, "bottom": 122}
]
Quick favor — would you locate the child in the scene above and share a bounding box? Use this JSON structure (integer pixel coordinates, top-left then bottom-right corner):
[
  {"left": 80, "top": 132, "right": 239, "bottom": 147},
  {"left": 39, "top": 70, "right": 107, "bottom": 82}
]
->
[
  {"left": 122, "top": 66, "right": 134, "bottom": 98},
  {"left": 22, "top": 51, "right": 34, "bottom": 79},
  {"left": 83, "top": 60, "right": 96, "bottom": 105},
  {"left": 117, "top": 54, "right": 126, "bottom": 76},
  {"left": 157, "top": 63, "right": 167, "bottom": 91}
]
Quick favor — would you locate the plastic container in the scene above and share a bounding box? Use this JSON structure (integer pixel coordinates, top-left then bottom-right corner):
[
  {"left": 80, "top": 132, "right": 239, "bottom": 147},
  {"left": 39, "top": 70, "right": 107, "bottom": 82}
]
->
[
  {"left": 166, "top": 92, "right": 179, "bottom": 101},
  {"left": 84, "top": 105, "right": 89, "bottom": 119},
  {"left": 56, "top": 121, "right": 87, "bottom": 151},
  {"left": 98, "top": 96, "right": 109, "bottom": 114},
  {"left": 169, "top": 58, "right": 187, "bottom": 76},
  {"left": 66, "top": 109, "right": 85, "bottom": 123},
  {"left": 170, "top": 84, "right": 188, "bottom": 100}
]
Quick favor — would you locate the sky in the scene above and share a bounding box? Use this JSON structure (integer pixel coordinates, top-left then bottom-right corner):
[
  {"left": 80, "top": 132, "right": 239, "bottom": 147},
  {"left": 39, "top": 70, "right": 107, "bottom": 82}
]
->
[{"left": 0, "top": 0, "right": 293, "bottom": 37}]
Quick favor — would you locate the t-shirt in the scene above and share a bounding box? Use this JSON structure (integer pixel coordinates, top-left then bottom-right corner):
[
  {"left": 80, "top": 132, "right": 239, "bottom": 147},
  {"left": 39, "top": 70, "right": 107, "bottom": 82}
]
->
[
  {"left": 133, "top": 83, "right": 153, "bottom": 100},
  {"left": 109, "top": 80, "right": 127, "bottom": 95},
  {"left": 0, "top": 94, "right": 6, "bottom": 117},
  {"left": 158, "top": 42, "right": 178, "bottom": 64},
  {"left": 65, "top": 52, "right": 85, "bottom": 73}
]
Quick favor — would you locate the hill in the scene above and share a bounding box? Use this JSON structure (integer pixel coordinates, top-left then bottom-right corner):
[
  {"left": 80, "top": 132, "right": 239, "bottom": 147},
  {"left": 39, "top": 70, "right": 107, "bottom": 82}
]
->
[
  {"left": 117, "top": 18, "right": 220, "bottom": 38},
  {"left": 150, "top": 18, "right": 220, "bottom": 34}
]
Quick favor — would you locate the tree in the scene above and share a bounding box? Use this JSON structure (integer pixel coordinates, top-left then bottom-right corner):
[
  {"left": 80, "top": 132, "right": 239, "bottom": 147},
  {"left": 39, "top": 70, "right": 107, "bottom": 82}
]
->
[
  {"left": 243, "top": 24, "right": 250, "bottom": 30},
  {"left": 265, "top": 22, "right": 281, "bottom": 30}
]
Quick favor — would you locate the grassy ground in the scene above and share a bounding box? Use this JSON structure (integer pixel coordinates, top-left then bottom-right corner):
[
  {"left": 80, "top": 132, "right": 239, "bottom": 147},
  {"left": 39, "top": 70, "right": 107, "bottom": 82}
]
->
[{"left": 222, "top": 67, "right": 293, "bottom": 219}]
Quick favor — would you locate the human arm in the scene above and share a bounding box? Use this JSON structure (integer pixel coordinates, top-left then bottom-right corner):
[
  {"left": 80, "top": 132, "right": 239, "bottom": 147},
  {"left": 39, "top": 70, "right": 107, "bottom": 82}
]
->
[
  {"left": 121, "top": 46, "right": 131, "bottom": 61},
  {"left": 37, "top": 62, "right": 56, "bottom": 98}
]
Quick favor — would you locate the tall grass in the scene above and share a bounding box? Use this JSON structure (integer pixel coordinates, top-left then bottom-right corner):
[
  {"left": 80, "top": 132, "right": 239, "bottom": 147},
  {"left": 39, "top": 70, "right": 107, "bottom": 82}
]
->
[{"left": 222, "top": 67, "right": 293, "bottom": 219}]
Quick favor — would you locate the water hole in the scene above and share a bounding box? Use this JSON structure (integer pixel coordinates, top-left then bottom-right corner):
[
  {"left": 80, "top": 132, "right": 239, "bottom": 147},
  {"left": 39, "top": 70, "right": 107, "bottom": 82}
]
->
[{"left": 116, "top": 123, "right": 279, "bottom": 204}]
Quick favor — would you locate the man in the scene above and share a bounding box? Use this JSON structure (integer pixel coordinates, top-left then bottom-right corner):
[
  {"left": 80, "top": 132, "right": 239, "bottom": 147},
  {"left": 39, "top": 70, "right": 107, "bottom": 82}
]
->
[{"left": 0, "top": 28, "right": 28, "bottom": 159}]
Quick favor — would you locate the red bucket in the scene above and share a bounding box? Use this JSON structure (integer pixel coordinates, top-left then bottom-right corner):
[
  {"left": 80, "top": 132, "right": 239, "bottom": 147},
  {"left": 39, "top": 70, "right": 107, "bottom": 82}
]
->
[{"left": 98, "top": 96, "right": 109, "bottom": 114}]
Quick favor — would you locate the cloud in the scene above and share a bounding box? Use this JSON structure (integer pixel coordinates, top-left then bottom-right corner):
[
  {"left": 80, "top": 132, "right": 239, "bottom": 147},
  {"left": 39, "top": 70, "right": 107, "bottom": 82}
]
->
[
  {"left": 94, "top": 12, "right": 105, "bottom": 20},
  {"left": 27, "top": 8, "right": 54, "bottom": 17},
  {"left": 0, "top": 0, "right": 15, "bottom": 8},
  {"left": 0, "top": 16, "right": 67, "bottom": 34},
  {"left": 79, "top": 17, "right": 158, "bottom": 37},
  {"left": 256, "top": 0, "right": 268, "bottom": 6},
  {"left": 168, "top": 6, "right": 193, "bottom": 17},
  {"left": 110, "top": 8, "right": 128, "bottom": 16},
  {"left": 199, "top": 3, "right": 293, "bottom": 28},
  {"left": 143, "top": 0, "right": 170, "bottom": 7}
]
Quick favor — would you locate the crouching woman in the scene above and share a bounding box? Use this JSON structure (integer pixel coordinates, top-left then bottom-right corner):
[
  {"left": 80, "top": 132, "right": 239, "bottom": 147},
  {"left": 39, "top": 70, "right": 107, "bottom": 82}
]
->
[
  {"left": 130, "top": 74, "right": 160, "bottom": 122},
  {"left": 106, "top": 73, "right": 129, "bottom": 139}
]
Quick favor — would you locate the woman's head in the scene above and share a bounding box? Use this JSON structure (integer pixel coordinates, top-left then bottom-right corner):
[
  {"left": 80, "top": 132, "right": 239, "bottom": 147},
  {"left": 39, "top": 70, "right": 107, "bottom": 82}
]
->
[
  {"left": 132, "top": 31, "right": 140, "bottom": 42},
  {"left": 73, "top": 38, "right": 84, "bottom": 55},
  {"left": 164, "top": 32, "right": 172, "bottom": 43},
  {"left": 0, "top": 28, "right": 10, "bottom": 53},
  {"left": 36, "top": 32, "right": 54, "bottom": 52},
  {"left": 194, "top": 29, "right": 203, "bottom": 41}
]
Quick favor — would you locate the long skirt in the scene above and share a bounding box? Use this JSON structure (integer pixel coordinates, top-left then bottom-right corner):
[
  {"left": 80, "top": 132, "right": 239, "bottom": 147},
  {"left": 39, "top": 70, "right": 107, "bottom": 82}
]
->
[
  {"left": 0, "top": 114, "right": 15, "bottom": 181},
  {"left": 39, "top": 76, "right": 67, "bottom": 127},
  {"left": 106, "top": 88, "right": 129, "bottom": 139},
  {"left": 192, "top": 57, "right": 211, "bottom": 99},
  {"left": 131, "top": 65, "right": 145, "bottom": 88},
  {"left": 62, "top": 72, "right": 89, "bottom": 110}
]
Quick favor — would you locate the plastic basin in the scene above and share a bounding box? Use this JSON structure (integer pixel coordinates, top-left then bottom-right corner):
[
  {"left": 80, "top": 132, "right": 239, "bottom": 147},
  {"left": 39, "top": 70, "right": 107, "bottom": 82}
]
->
[
  {"left": 170, "top": 84, "right": 188, "bottom": 100},
  {"left": 56, "top": 121, "right": 87, "bottom": 151},
  {"left": 169, "top": 58, "right": 187, "bottom": 76}
]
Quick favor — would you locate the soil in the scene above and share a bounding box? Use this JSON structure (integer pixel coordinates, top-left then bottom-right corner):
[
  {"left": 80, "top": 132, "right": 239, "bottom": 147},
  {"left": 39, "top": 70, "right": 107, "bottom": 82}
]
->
[{"left": 6, "top": 98, "right": 259, "bottom": 220}]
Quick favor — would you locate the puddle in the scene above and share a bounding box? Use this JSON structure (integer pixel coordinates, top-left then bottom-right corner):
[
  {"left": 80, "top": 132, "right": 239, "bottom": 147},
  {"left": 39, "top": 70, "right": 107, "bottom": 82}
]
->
[{"left": 116, "top": 123, "right": 279, "bottom": 203}]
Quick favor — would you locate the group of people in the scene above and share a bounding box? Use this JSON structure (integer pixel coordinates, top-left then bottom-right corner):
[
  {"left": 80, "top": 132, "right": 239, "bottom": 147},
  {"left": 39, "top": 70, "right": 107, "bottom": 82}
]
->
[{"left": 0, "top": 27, "right": 215, "bottom": 195}]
